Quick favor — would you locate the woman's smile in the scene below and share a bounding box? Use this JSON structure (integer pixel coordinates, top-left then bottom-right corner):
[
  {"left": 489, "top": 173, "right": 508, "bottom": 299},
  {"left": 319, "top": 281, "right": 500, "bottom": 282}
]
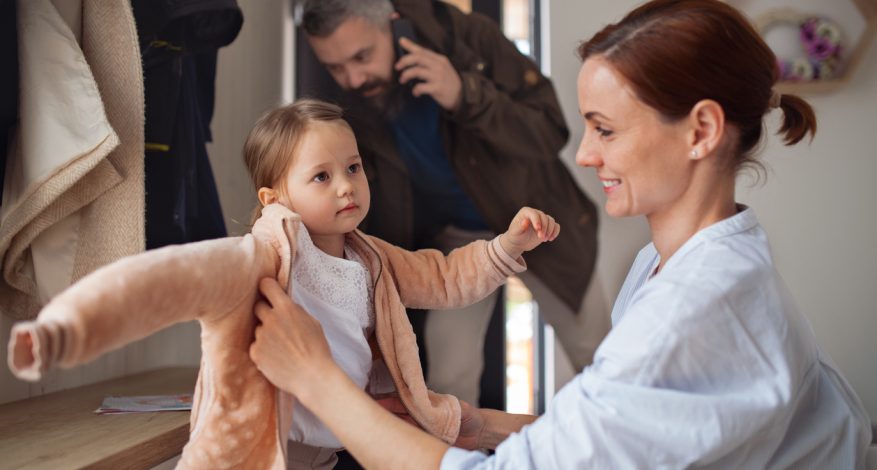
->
[{"left": 600, "top": 178, "right": 621, "bottom": 194}]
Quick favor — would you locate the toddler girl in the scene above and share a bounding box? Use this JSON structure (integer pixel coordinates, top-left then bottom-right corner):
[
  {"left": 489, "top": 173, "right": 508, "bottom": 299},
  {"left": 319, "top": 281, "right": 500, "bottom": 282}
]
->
[{"left": 8, "top": 99, "right": 559, "bottom": 469}]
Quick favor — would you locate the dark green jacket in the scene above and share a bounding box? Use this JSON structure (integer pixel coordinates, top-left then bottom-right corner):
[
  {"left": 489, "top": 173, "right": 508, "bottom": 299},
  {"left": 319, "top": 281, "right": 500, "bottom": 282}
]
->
[{"left": 344, "top": 0, "right": 598, "bottom": 313}]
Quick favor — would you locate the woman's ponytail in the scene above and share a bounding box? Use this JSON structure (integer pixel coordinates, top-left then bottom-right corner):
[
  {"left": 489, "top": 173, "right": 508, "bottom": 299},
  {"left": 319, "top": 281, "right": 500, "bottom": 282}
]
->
[{"left": 776, "top": 93, "right": 817, "bottom": 146}]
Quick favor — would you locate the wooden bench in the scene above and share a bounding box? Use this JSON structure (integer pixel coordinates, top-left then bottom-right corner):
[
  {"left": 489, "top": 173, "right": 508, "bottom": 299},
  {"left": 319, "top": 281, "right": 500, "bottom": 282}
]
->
[{"left": 0, "top": 367, "right": 198, "bottom": 469}]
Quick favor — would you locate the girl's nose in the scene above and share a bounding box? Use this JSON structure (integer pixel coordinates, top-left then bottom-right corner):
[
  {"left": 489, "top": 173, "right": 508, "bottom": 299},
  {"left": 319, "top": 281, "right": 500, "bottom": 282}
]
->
[{"left": 337, "top": 177, "right": 354, "bottom": 197}]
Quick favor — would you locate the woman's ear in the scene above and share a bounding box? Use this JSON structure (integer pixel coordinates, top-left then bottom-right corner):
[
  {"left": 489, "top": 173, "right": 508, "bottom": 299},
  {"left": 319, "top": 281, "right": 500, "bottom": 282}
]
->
[
  {"left": 687, "top": 99, "right": 725, "bottom": 160},
  {"left": 257, "top": 187, "right": 278, "bottom": 207}
]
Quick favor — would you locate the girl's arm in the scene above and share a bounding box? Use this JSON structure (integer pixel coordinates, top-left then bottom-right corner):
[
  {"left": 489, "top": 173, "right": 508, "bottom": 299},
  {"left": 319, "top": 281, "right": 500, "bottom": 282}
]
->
[
  {"left": 370, "top": 208, "right": 558, "bottom": 310},
  {"left": 371, "top": 234, "right": 522, "bottom": 310}
]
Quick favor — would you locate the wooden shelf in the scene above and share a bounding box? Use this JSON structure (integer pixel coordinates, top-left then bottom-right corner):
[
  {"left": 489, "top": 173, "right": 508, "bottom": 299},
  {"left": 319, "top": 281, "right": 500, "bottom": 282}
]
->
[
  {"left": 775, "top": 77, "right": 850, "bottom": 94},
  {"left": 0, "top": 367, "right": 198, "bottom": 470}
]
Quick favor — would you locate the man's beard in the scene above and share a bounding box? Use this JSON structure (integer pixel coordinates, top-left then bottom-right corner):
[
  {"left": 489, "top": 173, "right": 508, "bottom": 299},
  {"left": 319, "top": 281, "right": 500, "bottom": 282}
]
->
[{"left": 349, "top": 72, "right": 415, "bottom": 120}]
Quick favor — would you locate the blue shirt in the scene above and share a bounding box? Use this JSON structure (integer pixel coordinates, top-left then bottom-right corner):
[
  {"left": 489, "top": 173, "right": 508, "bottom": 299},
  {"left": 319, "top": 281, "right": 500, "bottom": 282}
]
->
[
  {"left": 441, "top": 207, "right": 872, "bottom": 468},
  {"left": 390, "top": 95, "right": 487, "bottom": 238}
]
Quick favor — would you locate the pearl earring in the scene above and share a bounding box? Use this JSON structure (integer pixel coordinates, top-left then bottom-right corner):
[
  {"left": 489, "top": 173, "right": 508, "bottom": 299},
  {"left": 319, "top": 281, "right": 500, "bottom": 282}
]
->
[{"left": 690, "top": 149, "right": 698, "bottom": 158}]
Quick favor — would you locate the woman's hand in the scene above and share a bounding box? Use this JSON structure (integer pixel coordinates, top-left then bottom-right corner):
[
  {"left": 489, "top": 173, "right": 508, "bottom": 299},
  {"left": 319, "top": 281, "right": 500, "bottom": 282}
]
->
[
  {"left": 374, "top": 393, "right": 484, "bottom": 450},
  {"left": 500, "top": 207, "right": 560, "bottom": 258},
  {"left": 249, "top": 277, "right": 336, "bottom": 401},
  {"left": 377, "top": 394, "right": 486, "bottom": 451},
  {"left": 454, "top": 400, "right": 486, "bottom": 450},
  {"left": 374, "top": 393, "right": 422, "bottom": 429},
  {"left": 250, "top": 290, "right": 450, "bottom": 469}
]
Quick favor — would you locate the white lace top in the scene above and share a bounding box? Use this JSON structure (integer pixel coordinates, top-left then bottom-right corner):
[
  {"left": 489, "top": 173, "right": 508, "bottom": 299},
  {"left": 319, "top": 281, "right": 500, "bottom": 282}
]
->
[
  {"left": 290, "top": 224, "right": 374, "bottom": 332},
  {"left": 287, "top": 224, "right": 376, "bottom": 448}
]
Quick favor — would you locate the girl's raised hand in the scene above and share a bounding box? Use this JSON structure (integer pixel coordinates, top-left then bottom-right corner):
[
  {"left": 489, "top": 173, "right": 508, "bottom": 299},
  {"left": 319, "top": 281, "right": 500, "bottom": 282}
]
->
[{"left": 499, "top": 207, "right": 560, "bottom": 257}]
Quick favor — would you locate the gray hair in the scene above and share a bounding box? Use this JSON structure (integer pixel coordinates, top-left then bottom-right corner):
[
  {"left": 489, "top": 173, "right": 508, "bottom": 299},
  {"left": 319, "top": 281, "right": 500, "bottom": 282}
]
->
[{"left": 298, "top": 0, "right": 394, "bottom": 37}]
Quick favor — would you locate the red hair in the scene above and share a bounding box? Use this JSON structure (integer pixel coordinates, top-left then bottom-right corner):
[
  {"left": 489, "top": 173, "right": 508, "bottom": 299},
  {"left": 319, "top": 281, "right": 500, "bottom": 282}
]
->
[{"left": 578, "top": 0, "right": 816, "bottom": 173}]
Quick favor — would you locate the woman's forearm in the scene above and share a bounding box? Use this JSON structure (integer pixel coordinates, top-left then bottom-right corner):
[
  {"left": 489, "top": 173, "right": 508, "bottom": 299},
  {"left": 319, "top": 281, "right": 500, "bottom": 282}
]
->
[
  {"left": 478, "top": 408, "right": 537, "bottom": 449},
  {"left": 299, "top": 365, "right": 450, "bottom": 469},
  {"left": 251, "top": 279, "right": 449, "bottom": 467}
]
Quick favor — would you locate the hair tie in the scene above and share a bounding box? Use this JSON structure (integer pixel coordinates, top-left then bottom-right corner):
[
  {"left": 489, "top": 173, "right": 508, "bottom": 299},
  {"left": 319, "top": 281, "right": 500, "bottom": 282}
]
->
[{"left": 769, "top": 89, "right": 782, "bottom": 109}]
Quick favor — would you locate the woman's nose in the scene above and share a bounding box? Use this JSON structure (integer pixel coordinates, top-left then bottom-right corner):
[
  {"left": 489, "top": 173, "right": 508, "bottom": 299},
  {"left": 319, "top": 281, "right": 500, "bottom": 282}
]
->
[{"left": 575, "top": 135, "right": 601, "bottom": 168}]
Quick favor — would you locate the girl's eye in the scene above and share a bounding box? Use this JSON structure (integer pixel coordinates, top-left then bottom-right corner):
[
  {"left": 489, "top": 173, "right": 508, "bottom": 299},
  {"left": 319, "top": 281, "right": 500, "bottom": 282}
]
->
[
  {"left": 313, "top": 172, "right": 329, "bottom": 183},
  {"left": 596, "top": 126, "right": 614, "bottom": 137},
  {"left": 347, "top": 163, "right": 361, "bottom": 174}
]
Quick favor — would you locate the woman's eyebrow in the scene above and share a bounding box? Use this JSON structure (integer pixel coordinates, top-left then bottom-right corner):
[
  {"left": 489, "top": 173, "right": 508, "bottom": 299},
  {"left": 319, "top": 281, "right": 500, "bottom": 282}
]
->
[{"left": 584, "top": 111, "right": 611, "bottom": 122}]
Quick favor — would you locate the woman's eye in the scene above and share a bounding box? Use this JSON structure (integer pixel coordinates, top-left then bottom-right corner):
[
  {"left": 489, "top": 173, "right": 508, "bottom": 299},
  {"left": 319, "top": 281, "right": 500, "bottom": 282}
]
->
[
  {"left": 313, "top": 172, "right": 329, "bottom": 183},
  {"left": 596, "top": 126, "right": 614, "bottom": 137},
  {"left": 348, "top": 163, "right": 361, "bottom": 174}
]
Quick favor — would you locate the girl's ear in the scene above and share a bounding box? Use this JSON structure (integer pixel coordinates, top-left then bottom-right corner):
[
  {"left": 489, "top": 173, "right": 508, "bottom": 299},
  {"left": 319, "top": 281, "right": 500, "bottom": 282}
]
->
[
  {"left": 687, "top": 99, "right": 725, "bottom": 161},
  {"left": 257, "top": 187, "right": 278, "bottom": 207}
]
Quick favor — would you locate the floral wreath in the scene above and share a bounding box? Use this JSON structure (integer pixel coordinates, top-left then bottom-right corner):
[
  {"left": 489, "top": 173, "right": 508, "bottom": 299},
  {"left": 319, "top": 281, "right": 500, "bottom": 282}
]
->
[{"left": 756, "top": 9, "right": 844, "bottom": 82}]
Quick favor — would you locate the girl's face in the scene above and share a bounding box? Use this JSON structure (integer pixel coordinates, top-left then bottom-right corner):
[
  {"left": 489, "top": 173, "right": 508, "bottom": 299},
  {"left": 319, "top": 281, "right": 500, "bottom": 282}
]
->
[
  {"left": 574, "top": 57, "right": 694, "bottom": 220},
  {"left": 276, "top": 121, "right": 370, "bottom": 238}
]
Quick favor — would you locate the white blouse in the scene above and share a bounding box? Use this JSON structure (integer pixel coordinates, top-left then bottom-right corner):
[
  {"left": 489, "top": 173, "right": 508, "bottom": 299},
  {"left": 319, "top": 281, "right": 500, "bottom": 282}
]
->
[
  {"left": 443, "top": 207, "right": 872, "bottom": 468},
  {"left": 286, "top": 224, "right": 375, "bottom": 448}
]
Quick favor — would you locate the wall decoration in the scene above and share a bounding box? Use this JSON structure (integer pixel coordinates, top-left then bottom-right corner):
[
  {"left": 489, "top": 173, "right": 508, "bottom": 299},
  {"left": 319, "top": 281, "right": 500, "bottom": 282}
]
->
[
  {"left": 733, "top": 0, "right": 877, "bottom": 93},
  {"left": 756, "top": 10, "right": 844, "bottom": 82}
]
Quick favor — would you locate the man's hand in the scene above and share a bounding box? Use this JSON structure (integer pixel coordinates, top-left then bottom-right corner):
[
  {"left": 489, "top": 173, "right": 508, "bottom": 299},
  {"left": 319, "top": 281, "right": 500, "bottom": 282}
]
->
[
  {"left": 500, "top": 207, "right": 560, "bottom": 258},
  {"left": 249, "top": 277, "right": 336, "bottom": 401},
  {"left": 395, "top": 37, "right": 463, "bottom": 111}
]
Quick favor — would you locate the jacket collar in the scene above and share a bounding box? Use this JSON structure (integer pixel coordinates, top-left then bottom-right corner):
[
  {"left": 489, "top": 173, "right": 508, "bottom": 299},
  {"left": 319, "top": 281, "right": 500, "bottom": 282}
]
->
[
  {"left": 346, "top": 230, "right": 384, "bottom": 289},
  {"left": 251, "top": 204, "right": 299, "bottom": 291},
  {"left": 251, "top": 203, "right": 385, "bottom": 291}
]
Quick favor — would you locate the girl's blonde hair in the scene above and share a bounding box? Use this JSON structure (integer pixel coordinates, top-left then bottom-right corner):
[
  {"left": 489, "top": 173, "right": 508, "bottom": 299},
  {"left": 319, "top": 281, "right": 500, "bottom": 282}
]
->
[{"left": 243, "top": 99, "right": 349, "bottom": 222}]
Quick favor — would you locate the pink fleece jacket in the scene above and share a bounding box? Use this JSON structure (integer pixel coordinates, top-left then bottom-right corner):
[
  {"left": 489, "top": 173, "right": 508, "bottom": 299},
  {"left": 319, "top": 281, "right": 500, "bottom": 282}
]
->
[{"left": 7, "top": 204, "right": 525, "bottom": 468}]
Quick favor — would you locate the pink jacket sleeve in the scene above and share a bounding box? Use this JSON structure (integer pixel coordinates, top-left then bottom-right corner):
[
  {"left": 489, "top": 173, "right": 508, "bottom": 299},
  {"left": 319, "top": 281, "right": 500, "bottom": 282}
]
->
[
  {"left": 7, "top": 235, "right": 274, "bottom": 381},
  {"left": 370, "top": 235, "right": 526, "bottom": 310}
]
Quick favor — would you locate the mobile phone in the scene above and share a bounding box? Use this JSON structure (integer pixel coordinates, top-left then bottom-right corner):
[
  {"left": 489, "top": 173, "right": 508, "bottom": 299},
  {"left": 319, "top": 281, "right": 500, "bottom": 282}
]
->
[
  {"left": 391, "top": 17, "right": 417, "bottom": 59},
  {"left": 391, "top": 17, "right": 423, "bottom": 87}
]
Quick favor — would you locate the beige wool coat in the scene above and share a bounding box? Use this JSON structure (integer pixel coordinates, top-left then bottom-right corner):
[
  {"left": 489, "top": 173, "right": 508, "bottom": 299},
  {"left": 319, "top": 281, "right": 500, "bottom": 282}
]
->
[
  {"left": 7, "top": 204, "right": 525, "bottom": 468},
  {"left": 0, "top": 0, "right": 145, "bottom": 320}
]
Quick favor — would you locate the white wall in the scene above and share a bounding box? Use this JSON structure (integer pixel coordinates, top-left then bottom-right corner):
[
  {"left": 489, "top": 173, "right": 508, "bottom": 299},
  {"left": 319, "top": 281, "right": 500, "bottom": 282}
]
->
[
  {"left": 0, "top": 0, "right": 289, "bottom": 405},
  {"left": 547, "top": 0, "right": 877, "bottom": 419},
  {"left": 208, "top": 1, "right": 293, "bottom": 235}
]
